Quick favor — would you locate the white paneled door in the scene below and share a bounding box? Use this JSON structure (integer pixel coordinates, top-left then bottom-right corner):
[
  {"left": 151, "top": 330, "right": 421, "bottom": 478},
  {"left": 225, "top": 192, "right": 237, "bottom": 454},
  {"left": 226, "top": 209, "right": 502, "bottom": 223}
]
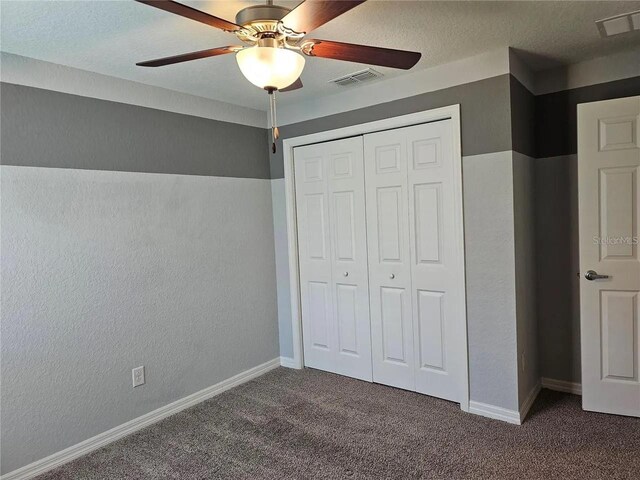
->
[
  {"left": 294, "top": 137, "right": 373, "bottom": 382},
  {"left": 294, "top": 116, "right": 466, "bottom": 404},
  {"left": 365, "top": 120, "right": 465, "bottom": 401},
  {"left": 578, "top": 96, "right": 640, "bottom": 417}
]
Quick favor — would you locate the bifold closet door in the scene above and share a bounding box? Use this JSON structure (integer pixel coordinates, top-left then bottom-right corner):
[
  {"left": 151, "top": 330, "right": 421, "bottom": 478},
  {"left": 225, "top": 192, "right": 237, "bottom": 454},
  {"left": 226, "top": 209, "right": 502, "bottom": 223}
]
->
[
  {"left": 294, "top": 137, "right": 373, "bottom": 382},
  {"left": 363, "top": 132, "right": 415, "bottom": 391},
  {"left": 365, "top": 120, "right": 463, "bottom": 402}
]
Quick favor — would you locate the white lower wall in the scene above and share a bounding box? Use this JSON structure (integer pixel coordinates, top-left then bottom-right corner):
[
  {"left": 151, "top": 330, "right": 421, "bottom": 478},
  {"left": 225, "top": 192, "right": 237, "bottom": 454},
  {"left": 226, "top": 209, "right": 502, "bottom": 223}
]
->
[
  {"left": 0, "top": 166, "right": 279, "bottom": 474},
  {"left": 272, "top": 151, "right": 521, "bottom": 412},
  {"left": 462, "top": 151, "right": 519, "bottom": 411},
  {"left": 270, "top": 178, "right": 293, "bottom": 359},
  {"left": 513, "top": 152, "right": 540, "bottom": 409}
]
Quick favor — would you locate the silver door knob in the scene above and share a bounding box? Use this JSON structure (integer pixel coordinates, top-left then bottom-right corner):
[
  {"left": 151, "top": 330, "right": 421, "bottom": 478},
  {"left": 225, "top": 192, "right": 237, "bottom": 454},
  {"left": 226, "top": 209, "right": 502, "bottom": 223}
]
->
[
  {"left": 390, "top": 274, "right": 395, "bottom": 279},
  {"left": 343, "top": 272, "right": 349, "bottom": 277},
  {"left": 585, "top": 270, "right": 609, "bottom": 281}
]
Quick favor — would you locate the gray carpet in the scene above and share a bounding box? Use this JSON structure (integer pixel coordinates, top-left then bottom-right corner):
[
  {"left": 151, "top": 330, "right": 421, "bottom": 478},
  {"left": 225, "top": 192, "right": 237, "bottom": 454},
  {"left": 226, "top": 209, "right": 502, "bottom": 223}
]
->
[{"left": 38, "top": 367, "right": 639, "bottom": 479}]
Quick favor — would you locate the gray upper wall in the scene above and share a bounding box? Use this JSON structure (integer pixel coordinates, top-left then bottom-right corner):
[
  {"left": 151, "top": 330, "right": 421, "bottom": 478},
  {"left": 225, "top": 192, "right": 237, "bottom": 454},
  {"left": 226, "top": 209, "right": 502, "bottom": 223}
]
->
[
  {"left": 509, "top": 77, "right": 536, "bottom": 159},
  {"left": 503, "top": 74, "right": 640, "bottom": 160},
  {"left": 5, "top": 74, "right": 638, "bottom": 179},
  {"left": 535, "top": 76, "right": 640, "bottom": 158},
  {"left": 269, "top": 74, "right": 513, "bottom": 178},
  {"left": 0, "top": 83, "right": 271, "bottom": 179}
]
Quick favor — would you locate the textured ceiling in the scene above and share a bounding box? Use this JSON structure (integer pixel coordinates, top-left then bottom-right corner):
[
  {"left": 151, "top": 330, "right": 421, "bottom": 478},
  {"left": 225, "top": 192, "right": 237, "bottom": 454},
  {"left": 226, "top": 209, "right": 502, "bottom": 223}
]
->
[{"left": 2, "top": 0, "right": 640, "bottom": 111}]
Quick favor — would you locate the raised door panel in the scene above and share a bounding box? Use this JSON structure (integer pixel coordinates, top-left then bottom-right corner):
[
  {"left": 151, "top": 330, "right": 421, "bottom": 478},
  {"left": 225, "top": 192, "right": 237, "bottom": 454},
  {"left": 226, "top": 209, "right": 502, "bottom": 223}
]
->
[
  {"left": 414, "top": 183, "right": 442, "bottom": 265},
  {"left": 332, "top": 191, "right": 356, "bottom": 262},
  {"left": 417, "top": 290, "right": 445, "bottom": 371},
  {"left": 599, "top": 167, "right": 638, "bottom": 260},
  {"left": 308, "top": 281, "right": 331, "bottom": 350},
  {"left": 331, "top": 152, "right": 354, "bottom": 179},
  {"left": 412, "top": 137, "right": 441, "bottom": 169},
  {"left": 376, "top": 187, "right": 404, "bottom": 263},
  {"left": 336, "top": 283, "right": 358, "bottom": 355},
  {"left": 302, "top": 156, "right": 323, "bottom": 182},
  {"left": 304, "top": 194, "right": 327, "bottom": 260},
  {"left": 375, "top": 144, "right": 402, "bottom": 174},
  {"left": 601, "top": 291, "right": 638, "bottom": 382},
  {"left": 598, "top": 115, "right": 639, "bottom": 151},
  {"left": 380, "top": 287, "right": 409, "bottom": 364},
  {"left": 365, "top": 130, "right": 415, "bottom": 391}
]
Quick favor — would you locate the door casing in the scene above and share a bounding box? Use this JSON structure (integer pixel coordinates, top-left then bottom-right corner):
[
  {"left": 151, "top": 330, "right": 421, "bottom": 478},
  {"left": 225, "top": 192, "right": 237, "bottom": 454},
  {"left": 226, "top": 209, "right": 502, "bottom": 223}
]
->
[{"left": 282, "top": 105, "right": 469, "bottom": 412}]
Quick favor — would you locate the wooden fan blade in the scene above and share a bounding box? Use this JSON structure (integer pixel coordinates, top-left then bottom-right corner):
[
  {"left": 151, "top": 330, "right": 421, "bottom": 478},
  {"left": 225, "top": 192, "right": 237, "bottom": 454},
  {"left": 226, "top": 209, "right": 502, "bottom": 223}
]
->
[
  {"left": 137, "top": 46, "right": 241, "bottom": 67},
  {"left": 280, "top": 77, "right": 303, "bottom": 92},
  {"left": 303, "top": 39, "right": 421, "bottom": 70},
  {"left": 281, "top": 1, "right": 366, "bottom": 35},
  {"left": 136, "top": 1, "right": 243, "bottom": 32}
]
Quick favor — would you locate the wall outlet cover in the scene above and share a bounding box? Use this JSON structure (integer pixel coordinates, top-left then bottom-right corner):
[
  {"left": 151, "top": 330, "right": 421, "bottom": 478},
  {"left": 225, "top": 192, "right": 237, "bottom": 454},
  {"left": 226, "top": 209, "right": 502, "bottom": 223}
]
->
[{"left": 132, "top": 366, "right": 145, "bottom": 388}]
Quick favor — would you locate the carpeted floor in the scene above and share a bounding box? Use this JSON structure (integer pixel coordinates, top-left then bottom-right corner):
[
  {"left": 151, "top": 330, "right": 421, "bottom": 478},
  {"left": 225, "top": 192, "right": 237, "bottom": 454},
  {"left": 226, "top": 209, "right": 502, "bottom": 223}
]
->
[{"left": 38, "top": 367, "right": 639, "bottom": 479}]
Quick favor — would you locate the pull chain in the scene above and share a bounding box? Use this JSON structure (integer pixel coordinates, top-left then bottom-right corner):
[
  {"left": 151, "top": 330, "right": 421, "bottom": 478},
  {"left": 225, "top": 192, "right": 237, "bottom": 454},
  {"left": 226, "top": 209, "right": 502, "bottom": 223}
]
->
[{"left": 268, "top": 89, "right": 280, "bottom": 154}]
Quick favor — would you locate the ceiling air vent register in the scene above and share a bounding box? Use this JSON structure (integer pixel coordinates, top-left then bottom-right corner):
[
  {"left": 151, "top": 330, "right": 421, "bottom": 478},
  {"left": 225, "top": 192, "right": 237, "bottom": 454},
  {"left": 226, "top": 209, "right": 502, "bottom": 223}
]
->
[
  {"left": 330, "top": 68, "right": 384, "bottom": 87},
  {"left": 596, "top": 10, "right": 640, "bottom": 37}
]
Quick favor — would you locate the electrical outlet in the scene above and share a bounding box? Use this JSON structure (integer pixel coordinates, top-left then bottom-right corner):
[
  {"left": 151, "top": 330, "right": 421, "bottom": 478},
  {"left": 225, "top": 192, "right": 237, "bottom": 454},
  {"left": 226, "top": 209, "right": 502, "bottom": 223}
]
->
[{"left": 132, "top": 366, "right": 145, "bottom": 388}]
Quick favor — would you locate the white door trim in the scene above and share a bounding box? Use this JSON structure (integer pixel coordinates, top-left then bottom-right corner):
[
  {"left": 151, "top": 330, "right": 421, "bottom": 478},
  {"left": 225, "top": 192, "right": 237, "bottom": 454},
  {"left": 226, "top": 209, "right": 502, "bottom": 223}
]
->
[{"left": 282, "top": 105, "right": 469, "bottom": 412}]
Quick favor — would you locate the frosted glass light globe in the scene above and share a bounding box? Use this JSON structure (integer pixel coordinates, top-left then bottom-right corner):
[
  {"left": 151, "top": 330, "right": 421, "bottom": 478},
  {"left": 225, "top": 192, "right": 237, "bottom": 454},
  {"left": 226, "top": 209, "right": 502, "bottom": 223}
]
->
[{"left": 236, "top": 47, "right": 305, "bottom": 90}]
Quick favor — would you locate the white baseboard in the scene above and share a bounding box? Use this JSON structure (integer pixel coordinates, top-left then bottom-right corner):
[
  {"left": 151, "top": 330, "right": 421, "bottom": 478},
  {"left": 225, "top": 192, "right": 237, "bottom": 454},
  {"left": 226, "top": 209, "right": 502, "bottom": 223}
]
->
[
  {"left": 541, "top": 377, "right": 582, "bottom": 395},
  {"left": 470, "top": 377, "right": 578, "bottom": 426},
  {"left": 468, "top": 400, "right": 521, "bottom": 425},
  {"left": 1, "top": 358, "right": 281, "bottom": 480},
  {"left": 519, "top": 381, "right": 541, "bottom": 423},
  {"left": 469, "top": 380, "right": 543, "bottom": 425},
  {"left": 279, "top": 356, "right": 301, "bottom": 369}
]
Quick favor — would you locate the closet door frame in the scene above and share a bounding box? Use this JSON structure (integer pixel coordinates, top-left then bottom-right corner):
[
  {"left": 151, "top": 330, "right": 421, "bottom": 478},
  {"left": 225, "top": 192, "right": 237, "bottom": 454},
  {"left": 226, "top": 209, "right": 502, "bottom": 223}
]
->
[{"left": 282, "top": 105, "right": 470, "bottom": 412}]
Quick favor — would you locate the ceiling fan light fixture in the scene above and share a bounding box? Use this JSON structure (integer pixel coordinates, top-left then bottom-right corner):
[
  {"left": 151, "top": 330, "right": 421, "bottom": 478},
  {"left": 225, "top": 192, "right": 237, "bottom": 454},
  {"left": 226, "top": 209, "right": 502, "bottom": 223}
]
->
[
  {"left": 236, "top": 46, "right": 305, "bottom": 90},
  {"left": 134, "top": 0, "right": 421, "bottom": 153}
]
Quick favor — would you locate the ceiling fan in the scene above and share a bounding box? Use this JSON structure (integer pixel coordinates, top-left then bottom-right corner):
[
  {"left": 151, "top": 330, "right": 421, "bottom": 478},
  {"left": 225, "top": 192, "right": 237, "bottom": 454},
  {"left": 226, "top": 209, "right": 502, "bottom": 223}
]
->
[{"left": 135, "top": 0, "right": 422, "bottom": 151}]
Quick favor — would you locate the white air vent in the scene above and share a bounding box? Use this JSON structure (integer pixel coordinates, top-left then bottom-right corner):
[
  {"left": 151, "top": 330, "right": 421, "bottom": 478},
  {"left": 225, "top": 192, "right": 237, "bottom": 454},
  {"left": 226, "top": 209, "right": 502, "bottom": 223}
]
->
[
  {"left": 329, "top": 68, "right": 383, "bottom": 87},
  {"left": 596, "top": 10, "right": 640, "bottom": 37}
]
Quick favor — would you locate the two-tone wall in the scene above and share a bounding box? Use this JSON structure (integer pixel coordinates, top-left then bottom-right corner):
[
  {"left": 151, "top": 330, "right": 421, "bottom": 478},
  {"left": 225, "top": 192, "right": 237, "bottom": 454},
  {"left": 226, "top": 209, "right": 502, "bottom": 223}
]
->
[
  {"left": 533, "top": 73, "right": 640, "bottom": 385},
  {"left": 509, "top": 48, "right": 640, "bottom": 389},
  {"left": 0, "top": 79, "right": 278, "bottom": 474},
  {"left": 271, "top": 47, "right": 640, "bottom": 416},
  {"left": 2, "top": 46, "right": 639, "bottom": 474},
  {"left": 271, "top": 49, "right": 528, "bottom": 414},
  {"left": 509, "top": 71, "right": 540, "bottom": 413}
]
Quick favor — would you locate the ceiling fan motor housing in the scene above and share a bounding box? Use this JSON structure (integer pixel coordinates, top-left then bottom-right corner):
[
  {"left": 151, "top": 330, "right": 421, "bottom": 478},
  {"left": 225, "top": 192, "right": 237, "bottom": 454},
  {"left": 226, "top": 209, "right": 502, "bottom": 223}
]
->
[{"left": 235, "top": 4, "right": 291, "bottom": 41}]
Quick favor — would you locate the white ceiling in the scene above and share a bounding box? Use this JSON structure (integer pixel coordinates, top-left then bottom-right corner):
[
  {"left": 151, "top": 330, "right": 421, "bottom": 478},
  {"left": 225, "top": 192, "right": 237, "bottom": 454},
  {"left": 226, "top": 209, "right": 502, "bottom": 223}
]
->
[{"left": 2, "top": 0, "right": 640, "bottom": 111}]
